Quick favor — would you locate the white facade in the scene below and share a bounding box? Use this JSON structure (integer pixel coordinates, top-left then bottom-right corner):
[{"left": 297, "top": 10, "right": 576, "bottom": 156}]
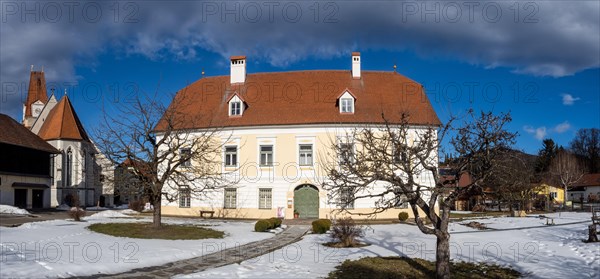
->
[{"left": 160, "top": 124, "right": 436, "bottom": 219}]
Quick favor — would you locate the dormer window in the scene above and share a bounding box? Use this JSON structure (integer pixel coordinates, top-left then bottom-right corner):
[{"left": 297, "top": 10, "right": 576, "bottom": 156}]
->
[
  {"left": 228, "top": 94, "right": 244, "bottom": 116},
  {"left": 230, "top": 101, "right": 241, "bottom": 115},
  {"left": 341, "top": 98, "right": 353, "bottom": 113},
  {"left": 338, "top": 90, "right": 356, "bottom": 114}
]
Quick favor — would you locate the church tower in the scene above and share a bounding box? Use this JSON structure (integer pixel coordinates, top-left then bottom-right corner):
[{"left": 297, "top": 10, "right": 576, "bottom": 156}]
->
[{"left": 22, "top": 66, "right": 48, "bottom": 129}]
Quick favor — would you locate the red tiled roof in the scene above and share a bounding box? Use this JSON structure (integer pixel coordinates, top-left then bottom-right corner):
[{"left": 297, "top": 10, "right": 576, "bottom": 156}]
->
[
  {"left": 24, "top": 71, "right": 48, "bottom": 117},
  {"left": 352, "top": 52, "right": 361, "bottom": 56},
  {"left": 0, "top": 114, "right": 59, "bottom": 153},
  {"left": 230, "top": 55, "right": 246, "bottom": 60},
  {"left": 37, "top": 95, "right": 90, "bottom": 141},
  {"left": 572, "top": 173, "right": 600, "bottom": 187},
  {"left": 157, "top": 70, "right": 441, "bottom": 131}
]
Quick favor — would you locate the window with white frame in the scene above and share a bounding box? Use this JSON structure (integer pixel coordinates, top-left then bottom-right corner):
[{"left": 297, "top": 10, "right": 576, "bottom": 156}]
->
[
  {"left": 550, "top": 192, "right": 557, "bottom": 199},
  {"left": 339, "top": 187, "right": 354, "bottom": 209},
  {"left": 225, "top": 146, "right": 237, "bottom": 167},
  {"left": 224, "top": 188, "right": 237, "bottom": 209},
  {"left": 260, "top": 145, "right": 273, "bottom": 166},
  {"left": 180, "top": 148, "right": 191, "bottom": 167},
  {"left": 340, "top": 98, "right": 354, "bottom": 113},
  {"left": 229, "top": 95, "right": 243, "bottom": 116},
  {"left": 259, "top": 188, "right": 272, "bottom": 209},
  {"left": 230, "top": 101, "right": 241, "bottom": 115},
  {"left": 179, "top": 187, "right": 191, "bottom": 208},
  {"left": 339, "top": 143, "right": 354, "bottom": 165},
  {"left": 299, "top": 144, "right": 313, "bottom": 166}
]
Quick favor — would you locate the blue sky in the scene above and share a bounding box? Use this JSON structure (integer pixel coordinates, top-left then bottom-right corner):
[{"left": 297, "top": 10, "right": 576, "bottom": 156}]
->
[{"left": 1, "top": 1, "right": 599, "bottom": 154}]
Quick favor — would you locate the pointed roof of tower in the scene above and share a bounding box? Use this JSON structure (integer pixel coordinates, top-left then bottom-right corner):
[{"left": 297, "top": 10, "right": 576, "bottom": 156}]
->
[
  {"left": 24, "top": 70, "right": 48, "bottom": 117},
  {"left": 37, "top": 95, "right": 90, "bottom": 141}
]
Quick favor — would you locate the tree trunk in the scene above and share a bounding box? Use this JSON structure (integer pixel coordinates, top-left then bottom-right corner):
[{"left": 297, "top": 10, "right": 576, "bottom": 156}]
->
[
  {"left": 152, "top": 195, "right": 162, "bottom": 228},
  {"left": 436, "top": 233, "right": 451, "bottom": 279},
  {"left": 564, "top": 185, "right": 568, "bottom": 209}
]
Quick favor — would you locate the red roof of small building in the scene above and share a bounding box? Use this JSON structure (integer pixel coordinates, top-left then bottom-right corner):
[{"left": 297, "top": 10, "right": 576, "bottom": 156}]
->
[
  {"left": 24, "top": 71, "right": 48, "bottom": 117},
  {"left": 0, "top": 114, "right": 59, "bottom": 153},
  {"left": 572, "top": 173, "right": 600, "bottom": 187},
  {"left": 37, "top": 95, "right": 90, "bottom": 141},
  {"left": 156, "top": 70, "right": 440, "bottom": 131}
]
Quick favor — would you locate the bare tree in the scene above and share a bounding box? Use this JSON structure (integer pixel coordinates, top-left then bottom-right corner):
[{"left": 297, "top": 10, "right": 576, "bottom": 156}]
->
[
  {"left": 485, "top": 150, "right": 536, "bottom": 212},
  {"left": 550, "top": 150, "right": 585, "bottom": 207},
  {"left": 94, "top": 92, "right": 237, "bottom": 227},
  {"left": 569, "top": 128, "right": 600, "bottom": 173},
  {"left": 321, "top": 110, "right": 516, "bottom": 279}
]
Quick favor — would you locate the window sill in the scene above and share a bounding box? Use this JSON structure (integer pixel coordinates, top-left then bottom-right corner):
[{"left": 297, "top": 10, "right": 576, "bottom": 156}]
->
[{"left": 258, "top": 208, "right": 272, "bottom": 210}]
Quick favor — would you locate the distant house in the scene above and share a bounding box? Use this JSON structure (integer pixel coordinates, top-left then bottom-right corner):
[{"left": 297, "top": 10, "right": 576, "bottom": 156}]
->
[
  {"left": 113, "top": 159, "right": 151, "bottom": 205},
  {"left": 569, "top": 173, "right": 600, "bottom": 202},
  {"left": 440, "top": 169, "right": 494, "bottom": 211},
  {"left": 533, "top": 183, "right": 564, "bottom": 209},
  {"left": 0, "top": 114, "right": 60, "bottom": 209}
]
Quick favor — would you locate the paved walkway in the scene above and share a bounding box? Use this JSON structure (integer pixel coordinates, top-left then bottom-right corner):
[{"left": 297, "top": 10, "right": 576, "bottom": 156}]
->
[{"left": 83, "top": 225, "right": 310, "bottom": 278}]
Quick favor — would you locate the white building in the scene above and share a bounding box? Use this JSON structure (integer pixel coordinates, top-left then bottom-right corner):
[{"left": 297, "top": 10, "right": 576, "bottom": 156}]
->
[{"left": 158, "top": 53, "right": 440, "bottom": 219}]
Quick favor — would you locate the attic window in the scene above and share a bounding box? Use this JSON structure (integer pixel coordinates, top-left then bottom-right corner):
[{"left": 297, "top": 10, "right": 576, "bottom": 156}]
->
[
  {"left": 340, "top": 98, "right": 354, "bottom": 113},
  {"left": 338, "top": 91, "right": 355, "bottom": 114},
  {"left": 228, "top": 95, "right": 243, "bottom": 116}
]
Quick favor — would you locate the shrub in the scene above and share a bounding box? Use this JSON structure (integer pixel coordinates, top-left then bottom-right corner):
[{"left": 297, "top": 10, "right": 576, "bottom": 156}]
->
[
  {"left": 129, "top": 200, "right": 144, "bottom": 212},
  {"left": 255, "top": 220, "right": 271, "bottom": 232},
  {"left": 330, "top": 217, "right": 364, "bottom": 247},
  {"left": 312, "top": 219, "right": 332, "bottom": 234},
  {"left": 398, "top": 212, "right": 409, "bottom": 222},
  {"left": 69, "top": 207, "right": 86, "bottom": 221},
  {"left": 268, "top": 217, "right": 282, "bottom": 228}
]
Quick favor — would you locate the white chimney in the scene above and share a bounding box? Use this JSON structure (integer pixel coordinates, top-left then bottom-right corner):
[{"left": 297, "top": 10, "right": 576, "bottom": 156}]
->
[
  {"left": 230, "top": 55, "right": 246, "bottom": 84},
  {"left": 352, "top": 52, "right": 361, "bottom": 79}
]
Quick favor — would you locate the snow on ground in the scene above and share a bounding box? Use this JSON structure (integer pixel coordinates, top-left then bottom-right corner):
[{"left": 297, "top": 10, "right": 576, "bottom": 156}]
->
[
  {"left": 0, "top": 215, "right": 272, "bottom": 278},
  {"left": 86, "top": 210, "right": 133, "bottom": 219},
  {"left": 119, "top": 209, "right": 140, "bottom": 215},
  {"left": 0, "top": 205, "right": 30, "bottom": 215},
  {"left": 181, "top": 212, "right": 599, "bottom": 279}
]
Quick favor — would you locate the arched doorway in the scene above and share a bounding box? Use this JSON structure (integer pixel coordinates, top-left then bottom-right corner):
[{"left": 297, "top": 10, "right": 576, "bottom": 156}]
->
[{"left": 294, "top": 184, "right": 319, "bottom": 219}]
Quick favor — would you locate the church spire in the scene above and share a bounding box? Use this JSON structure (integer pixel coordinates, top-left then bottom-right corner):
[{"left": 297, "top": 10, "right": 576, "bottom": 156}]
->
[{"left": 22, "top": 67, "right": 49, "bottom": 128}]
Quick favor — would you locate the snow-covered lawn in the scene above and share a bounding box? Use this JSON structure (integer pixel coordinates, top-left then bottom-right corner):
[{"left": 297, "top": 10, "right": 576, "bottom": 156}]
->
[
  {"left": 0, "top": 211, "right": 273, "bottom": 278},
  {"left": 0, "top": 205, "right": 30, "bottom": 215},
  {"left": 181, "top": 212, "right": 599, "bottom": 279}
]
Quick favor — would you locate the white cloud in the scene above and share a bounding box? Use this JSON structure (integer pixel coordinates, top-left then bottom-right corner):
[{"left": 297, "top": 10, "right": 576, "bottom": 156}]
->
[
  {"left": 553, "top": 121, "right": 571, "bottom": 133},
  {"left": 523, "top": 125, "right": 547, "bottom": 140},
  {"left": 561, "top": 94, "right": 581, "bottom": 105}
]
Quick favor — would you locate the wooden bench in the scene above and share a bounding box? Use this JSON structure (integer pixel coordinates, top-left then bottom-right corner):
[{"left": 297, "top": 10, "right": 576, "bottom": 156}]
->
[{"left": 200, "top": 210, "right": 215, "bottom": 218}]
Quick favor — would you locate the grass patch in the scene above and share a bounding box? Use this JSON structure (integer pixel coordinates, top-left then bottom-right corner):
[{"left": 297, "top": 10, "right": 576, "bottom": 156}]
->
[
  {"left": 327, "top": 256, "right": 520, "bottom": 279},
  {"left": 449, "top": 211, "right": 508, "bottom": 221},
  {"left": 88, "top": 222, "right": 224, "bottom": 240}
]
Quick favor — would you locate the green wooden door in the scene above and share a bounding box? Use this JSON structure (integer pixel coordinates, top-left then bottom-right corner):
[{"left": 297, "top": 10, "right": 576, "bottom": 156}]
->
[{"left": 294, "top": 185, "right": 319, "bottom": 219}]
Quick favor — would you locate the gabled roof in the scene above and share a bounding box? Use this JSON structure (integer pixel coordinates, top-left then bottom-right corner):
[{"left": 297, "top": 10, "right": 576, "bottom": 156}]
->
[
  {"left": 37, "top": 95, "right": 90, "bottom": 142},
  {"left": 572, "top": 173, "right": 600, "bottom": 187},
  {"left": 24, "top": 71, "right": 48, "bottom": 117},
  {"left": 156, "top": 70, "right": 441, "bottom": 131},
  {"left": 0, "top": 114, "right": 59, "bottom": 153}
]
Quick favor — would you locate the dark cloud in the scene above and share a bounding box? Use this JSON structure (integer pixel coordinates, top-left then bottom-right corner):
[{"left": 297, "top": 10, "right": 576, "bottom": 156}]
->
[{"left": 1, "top": 1, "right": 599, "bottom": 118}]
